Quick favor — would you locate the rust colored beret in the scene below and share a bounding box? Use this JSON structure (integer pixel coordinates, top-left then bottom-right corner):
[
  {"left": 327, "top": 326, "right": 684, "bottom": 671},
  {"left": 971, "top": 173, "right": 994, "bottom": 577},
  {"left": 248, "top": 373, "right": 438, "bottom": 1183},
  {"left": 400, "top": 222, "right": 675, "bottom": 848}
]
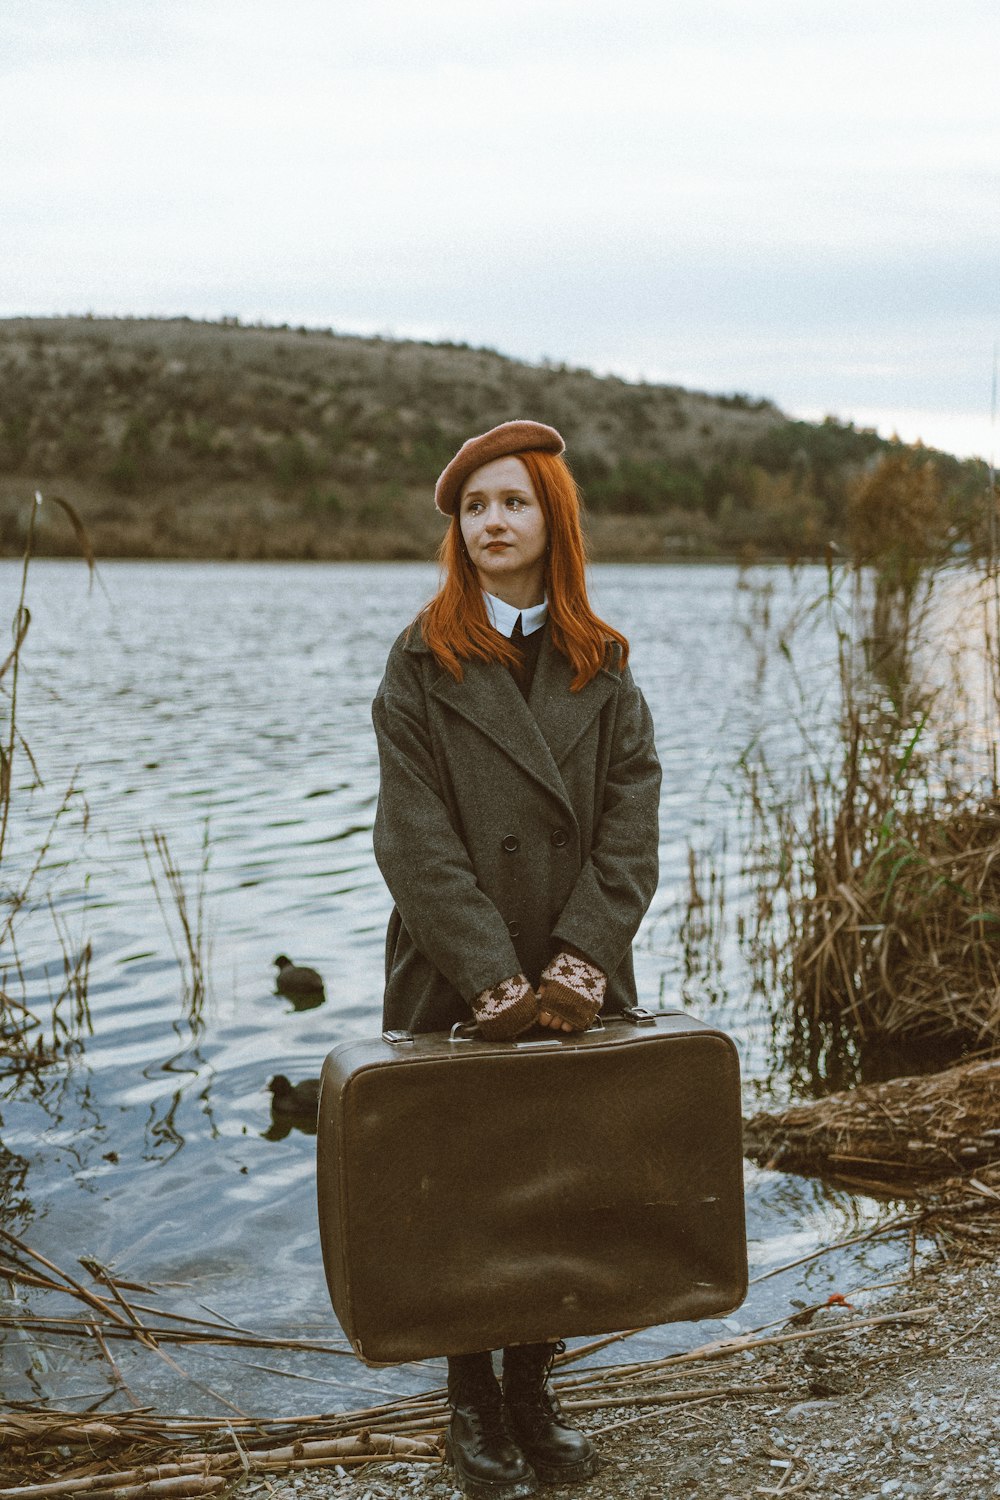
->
[{"left": 434, "top": 419, "right": 565, "bottom": 516}]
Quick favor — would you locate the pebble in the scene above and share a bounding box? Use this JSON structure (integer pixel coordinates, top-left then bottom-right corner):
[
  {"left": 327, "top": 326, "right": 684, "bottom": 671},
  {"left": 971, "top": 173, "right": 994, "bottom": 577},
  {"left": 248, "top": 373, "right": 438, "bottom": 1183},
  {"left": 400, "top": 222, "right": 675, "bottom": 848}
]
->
[{"left": 785, "top": 1398, "right": 836, "bottom": 1418}]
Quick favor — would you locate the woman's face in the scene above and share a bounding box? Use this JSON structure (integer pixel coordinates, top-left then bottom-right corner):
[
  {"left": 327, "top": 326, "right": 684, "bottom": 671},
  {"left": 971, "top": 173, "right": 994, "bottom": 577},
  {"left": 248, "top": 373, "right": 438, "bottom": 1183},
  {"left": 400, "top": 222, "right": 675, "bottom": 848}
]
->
[{"left": 458, "top": 455, "right": 548, "bottom": 607}]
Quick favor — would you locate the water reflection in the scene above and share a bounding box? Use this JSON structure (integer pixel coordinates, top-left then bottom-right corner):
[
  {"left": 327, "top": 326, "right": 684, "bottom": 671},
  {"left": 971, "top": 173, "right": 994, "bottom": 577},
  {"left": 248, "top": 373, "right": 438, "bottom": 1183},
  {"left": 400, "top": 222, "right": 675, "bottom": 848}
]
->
[
  {"left": 264, "top": 1114, "right": 319, "bottom": 1142},
  {"left": 264, "top": 1074, "right": 320, "bottom": 1140},
  {"left": 0, "top": 1137, "right": 30, "bottom": 1221}
]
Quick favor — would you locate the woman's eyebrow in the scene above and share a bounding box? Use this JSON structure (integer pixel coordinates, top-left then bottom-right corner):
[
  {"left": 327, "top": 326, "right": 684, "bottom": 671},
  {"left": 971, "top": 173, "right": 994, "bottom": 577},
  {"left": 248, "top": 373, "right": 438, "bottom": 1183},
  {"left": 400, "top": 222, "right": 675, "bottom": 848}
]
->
[{"left": 464, "top": 486, "right": 531, "bottom": 502}]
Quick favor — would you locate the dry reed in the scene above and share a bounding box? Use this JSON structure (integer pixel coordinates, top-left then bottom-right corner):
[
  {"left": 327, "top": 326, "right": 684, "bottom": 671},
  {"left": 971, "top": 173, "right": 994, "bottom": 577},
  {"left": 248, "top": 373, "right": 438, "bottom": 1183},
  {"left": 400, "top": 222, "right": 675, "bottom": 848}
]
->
[
  {"left": 745, "top": 452, "right": 1000, "bottom": 1084},
  {"left": 744, "top": 1055, "right": 1000, "bottom": 1185},
  {"left": 139, "top": 823, "right": 210, "bottom": 1019},
  {"left": 1, "top": 492, "right": 95, "bottom": 1072}
]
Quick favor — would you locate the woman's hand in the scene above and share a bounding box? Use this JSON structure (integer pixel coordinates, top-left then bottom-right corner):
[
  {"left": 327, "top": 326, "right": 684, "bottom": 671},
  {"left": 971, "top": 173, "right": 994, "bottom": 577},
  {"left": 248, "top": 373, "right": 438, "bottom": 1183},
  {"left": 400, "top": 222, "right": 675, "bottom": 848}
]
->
[
  {"left": 537, "top": 950, "right": 607, "bottom": 1032},
  {"left": 472, "top": 973, "right": 539, "bottom": 1040}
]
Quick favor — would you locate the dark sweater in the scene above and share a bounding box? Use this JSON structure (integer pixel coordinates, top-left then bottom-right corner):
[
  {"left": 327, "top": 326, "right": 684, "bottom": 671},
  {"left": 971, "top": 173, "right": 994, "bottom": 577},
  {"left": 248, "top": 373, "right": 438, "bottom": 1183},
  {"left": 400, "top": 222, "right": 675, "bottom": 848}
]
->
[{"left": 508, "top": 617, "right": 546, "bottom": 701}]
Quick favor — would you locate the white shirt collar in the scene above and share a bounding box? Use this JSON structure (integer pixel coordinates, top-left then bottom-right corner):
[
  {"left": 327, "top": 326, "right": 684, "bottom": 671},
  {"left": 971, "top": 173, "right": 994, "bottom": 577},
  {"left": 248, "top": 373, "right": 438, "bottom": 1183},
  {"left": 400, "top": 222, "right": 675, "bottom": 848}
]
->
[{"left": 482, "top": 591, "right": 548, "bottom": 639}]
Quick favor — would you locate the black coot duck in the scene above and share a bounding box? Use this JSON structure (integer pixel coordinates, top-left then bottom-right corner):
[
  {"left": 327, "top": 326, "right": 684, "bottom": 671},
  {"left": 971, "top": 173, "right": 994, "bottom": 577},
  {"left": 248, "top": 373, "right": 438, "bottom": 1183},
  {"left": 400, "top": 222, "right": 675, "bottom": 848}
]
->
[
  {"left": 273, "top": 955, "right": 326, "bottom": 1004},
  {"left": 267, "top": 1074, "right": 321, "bottom": 1119}
]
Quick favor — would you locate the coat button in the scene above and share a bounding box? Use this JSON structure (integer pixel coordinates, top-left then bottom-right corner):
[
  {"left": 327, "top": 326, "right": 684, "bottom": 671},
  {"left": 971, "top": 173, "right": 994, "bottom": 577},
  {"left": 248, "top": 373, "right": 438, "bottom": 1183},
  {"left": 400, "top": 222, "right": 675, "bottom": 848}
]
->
[
  {"left": 508, "top": 921, "right": 521, "bottom": 937},
  {"left": 502, "top": 834, "right": 519, "bottom": 853},
  {"left": 551, "top": 828, "right": 568, "bottom": 847}
]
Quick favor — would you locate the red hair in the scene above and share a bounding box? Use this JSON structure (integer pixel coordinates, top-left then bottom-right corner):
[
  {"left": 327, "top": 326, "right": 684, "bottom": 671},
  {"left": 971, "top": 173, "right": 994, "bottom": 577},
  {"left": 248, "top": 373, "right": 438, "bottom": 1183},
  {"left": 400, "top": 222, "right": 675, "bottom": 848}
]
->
[{"left": 417, "top": 450, "right": 629, "bottom": 691}]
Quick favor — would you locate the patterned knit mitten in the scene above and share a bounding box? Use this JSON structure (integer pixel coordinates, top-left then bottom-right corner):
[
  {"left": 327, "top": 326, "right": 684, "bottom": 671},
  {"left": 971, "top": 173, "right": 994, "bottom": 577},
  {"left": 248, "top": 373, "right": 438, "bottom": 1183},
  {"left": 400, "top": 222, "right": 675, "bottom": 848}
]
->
[
  {"left": 538, "top": 950, "right": 607, "bottom": 1031},
  {"left": 472, "top": 973, "right": 539, "bottom": 1040}
]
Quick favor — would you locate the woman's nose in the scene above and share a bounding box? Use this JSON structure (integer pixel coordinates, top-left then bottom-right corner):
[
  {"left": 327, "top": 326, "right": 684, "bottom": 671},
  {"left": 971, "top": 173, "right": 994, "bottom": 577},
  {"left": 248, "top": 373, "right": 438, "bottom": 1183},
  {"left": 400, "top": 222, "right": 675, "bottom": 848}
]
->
[{"left": 484, "top": 509, "right": 507, "bottom": 531}]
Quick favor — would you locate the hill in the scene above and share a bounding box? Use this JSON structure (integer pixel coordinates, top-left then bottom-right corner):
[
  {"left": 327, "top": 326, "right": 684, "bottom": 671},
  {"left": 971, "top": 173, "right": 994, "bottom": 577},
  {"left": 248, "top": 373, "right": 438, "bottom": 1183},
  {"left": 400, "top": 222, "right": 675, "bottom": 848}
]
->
[{"left": 0, "top": 316, "right": 984, "bottom": 561}]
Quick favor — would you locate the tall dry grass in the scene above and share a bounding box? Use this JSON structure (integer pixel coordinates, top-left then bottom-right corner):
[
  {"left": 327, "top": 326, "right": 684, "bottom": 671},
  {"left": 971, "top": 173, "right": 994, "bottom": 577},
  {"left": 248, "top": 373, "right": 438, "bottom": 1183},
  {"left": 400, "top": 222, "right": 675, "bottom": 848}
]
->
[
  {"left": 140, "top": 823, "right": 210, "bottom": 1024},
  {"left": 745, "top": 451, "right": 1000, "bottom": 1088},
  {"left": 1, "top": 492, "right": 95, "bottom": 1077}
]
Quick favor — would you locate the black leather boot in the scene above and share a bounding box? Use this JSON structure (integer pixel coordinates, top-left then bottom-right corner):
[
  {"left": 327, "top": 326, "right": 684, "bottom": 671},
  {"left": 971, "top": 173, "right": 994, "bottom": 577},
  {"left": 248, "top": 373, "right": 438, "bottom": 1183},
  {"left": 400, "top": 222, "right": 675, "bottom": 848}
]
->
[
  {"left": 446, "top": 1351, "right": 538, "bottom": 1499},
  {"left": 502, "top": 1341, "right": 600, "bottom": 1484}
]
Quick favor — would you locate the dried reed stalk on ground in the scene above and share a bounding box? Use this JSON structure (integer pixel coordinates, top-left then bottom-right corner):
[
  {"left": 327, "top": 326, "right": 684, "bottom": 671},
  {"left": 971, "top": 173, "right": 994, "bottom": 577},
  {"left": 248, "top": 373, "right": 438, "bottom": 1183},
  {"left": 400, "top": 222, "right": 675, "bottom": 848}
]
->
[
  {"left": 0, "top": 1211, "right": 971, "bottom": 1496},
  {"left": 744, "top": 1056, "right": 1000, "bottom": 1182},
  {"left": 743, "top": 1054, "right": 1000, "bottom": 1261},
  {"left": 0, "top": 1288, "right": 933, "bottom": 1496}
]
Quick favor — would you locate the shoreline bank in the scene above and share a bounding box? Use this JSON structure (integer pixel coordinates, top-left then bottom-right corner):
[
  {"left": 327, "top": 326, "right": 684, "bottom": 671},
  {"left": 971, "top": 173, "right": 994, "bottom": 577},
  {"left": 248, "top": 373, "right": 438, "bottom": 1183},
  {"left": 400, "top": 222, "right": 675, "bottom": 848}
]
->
[
  {"left": 4, "top": 1249, "right": 996, "bottom": 1498},
  {"left": 234, "top": 1256, "right": 1000, "bottom": 1500}
]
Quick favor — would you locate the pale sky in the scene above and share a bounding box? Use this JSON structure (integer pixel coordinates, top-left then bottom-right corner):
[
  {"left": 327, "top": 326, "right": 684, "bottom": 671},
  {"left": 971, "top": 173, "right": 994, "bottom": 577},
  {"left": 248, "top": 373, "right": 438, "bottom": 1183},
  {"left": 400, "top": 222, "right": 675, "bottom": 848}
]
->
[{"left": 3, "top": 0, "right": 999, "bottom": 459}]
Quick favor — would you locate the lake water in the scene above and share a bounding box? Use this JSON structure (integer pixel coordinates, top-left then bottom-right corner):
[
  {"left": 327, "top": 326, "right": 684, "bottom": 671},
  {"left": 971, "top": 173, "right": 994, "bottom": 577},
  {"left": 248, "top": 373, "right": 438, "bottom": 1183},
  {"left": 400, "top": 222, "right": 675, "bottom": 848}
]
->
[{"left": 0, "top": 560, "right": 912, "bottom": 1412}]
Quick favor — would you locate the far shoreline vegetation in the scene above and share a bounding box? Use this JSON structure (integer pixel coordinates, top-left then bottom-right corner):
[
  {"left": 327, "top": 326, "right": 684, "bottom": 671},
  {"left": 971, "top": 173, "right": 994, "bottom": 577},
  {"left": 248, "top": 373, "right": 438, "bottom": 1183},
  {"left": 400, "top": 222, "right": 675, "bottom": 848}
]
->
[{"left": 0, "top": 313, "right": 991, "bottom": 564}]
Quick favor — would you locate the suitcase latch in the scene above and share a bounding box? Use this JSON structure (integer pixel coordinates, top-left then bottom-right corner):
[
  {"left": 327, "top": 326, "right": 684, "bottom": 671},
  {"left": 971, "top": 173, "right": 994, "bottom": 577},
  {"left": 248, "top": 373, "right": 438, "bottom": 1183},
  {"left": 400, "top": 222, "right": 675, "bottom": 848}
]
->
[
  {"left": 382, "top": 1029, "right": 415, "bottom": 1045},
  {"left": 623, "top": 1006, "right": 657, "bottom": 1026}
]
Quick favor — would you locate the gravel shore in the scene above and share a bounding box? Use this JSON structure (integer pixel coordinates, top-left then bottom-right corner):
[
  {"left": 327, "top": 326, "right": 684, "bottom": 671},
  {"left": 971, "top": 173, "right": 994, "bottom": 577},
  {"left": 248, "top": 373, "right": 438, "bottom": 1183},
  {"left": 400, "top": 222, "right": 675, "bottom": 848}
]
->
[{"left": 236, "top": 1257, "right": 999, "bottom": 1500}]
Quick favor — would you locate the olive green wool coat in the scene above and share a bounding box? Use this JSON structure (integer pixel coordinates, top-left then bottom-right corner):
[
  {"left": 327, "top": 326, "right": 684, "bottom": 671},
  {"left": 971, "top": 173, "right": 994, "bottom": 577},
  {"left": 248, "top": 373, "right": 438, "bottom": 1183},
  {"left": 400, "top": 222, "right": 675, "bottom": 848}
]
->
[{"left": 372, "top": 623, "right": 661, "bottom": 1035}]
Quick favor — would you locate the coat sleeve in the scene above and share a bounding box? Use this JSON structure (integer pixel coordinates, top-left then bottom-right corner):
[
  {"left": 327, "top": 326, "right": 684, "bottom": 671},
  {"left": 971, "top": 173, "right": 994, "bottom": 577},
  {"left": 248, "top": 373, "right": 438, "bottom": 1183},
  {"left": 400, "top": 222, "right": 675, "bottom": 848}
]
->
[
  {"left": 550, "top": 663, "right": 661, "bottom": 976},
  {"left": 371, "top": 639, "right": 523, "bottom": 1002}
]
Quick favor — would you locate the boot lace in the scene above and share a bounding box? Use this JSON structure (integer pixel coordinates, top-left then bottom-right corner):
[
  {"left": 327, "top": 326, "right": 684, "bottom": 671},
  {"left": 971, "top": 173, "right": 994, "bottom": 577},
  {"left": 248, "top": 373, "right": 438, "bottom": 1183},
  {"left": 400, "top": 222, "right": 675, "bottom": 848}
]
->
[{"left": 508, "top": 1339, "right": 566, "bottom": 1416}]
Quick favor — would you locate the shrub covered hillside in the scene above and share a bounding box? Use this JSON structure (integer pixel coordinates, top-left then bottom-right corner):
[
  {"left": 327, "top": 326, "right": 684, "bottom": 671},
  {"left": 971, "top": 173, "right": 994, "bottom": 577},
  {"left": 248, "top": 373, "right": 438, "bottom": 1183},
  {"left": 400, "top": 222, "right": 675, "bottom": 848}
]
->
[{"left": 0, "top": 316, "right": 986, "bottom": 561}]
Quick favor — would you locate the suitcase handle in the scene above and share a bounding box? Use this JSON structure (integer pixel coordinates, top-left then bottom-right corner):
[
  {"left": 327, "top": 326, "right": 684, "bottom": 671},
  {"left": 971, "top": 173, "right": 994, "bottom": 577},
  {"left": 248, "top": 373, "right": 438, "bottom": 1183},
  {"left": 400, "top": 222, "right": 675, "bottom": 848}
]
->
[
  {"left": 448, "top": 1022, "right": 569, "bottom": 1044},
  {"left": 447, "top": 1019, "right": 607, "bottom": 1045},
  {"left": 392, "top": 1013, "right": 666, "bottom": 1048}
]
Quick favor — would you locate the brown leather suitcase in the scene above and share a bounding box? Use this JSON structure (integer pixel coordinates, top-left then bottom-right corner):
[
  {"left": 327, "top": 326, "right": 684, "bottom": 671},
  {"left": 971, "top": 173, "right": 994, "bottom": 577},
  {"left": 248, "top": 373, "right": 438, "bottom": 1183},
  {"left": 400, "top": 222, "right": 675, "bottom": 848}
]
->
[{"left": 316, "top": 1009, "right": 747, "bottom": 1365}]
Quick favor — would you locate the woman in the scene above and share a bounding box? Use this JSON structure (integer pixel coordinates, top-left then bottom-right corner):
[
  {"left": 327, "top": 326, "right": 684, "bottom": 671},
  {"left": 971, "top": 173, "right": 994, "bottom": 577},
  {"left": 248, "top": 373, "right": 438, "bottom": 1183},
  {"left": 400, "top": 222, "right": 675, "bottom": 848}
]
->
[{"left": 372, "top": 420, "right": 661, "bottom": 1500}]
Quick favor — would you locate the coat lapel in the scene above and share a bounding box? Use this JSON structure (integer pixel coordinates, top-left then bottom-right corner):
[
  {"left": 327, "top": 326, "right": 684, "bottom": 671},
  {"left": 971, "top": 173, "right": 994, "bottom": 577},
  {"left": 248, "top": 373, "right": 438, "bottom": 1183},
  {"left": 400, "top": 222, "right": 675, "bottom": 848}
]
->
[
  {"left": 429, "top": 653, "right": 572, "bottom": 813},
  {"left": 426, "top": 629, "right": 617, "bottom": 813},
  {"left": 528, "top": 630, "right": 617, "bottom": 768}
]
